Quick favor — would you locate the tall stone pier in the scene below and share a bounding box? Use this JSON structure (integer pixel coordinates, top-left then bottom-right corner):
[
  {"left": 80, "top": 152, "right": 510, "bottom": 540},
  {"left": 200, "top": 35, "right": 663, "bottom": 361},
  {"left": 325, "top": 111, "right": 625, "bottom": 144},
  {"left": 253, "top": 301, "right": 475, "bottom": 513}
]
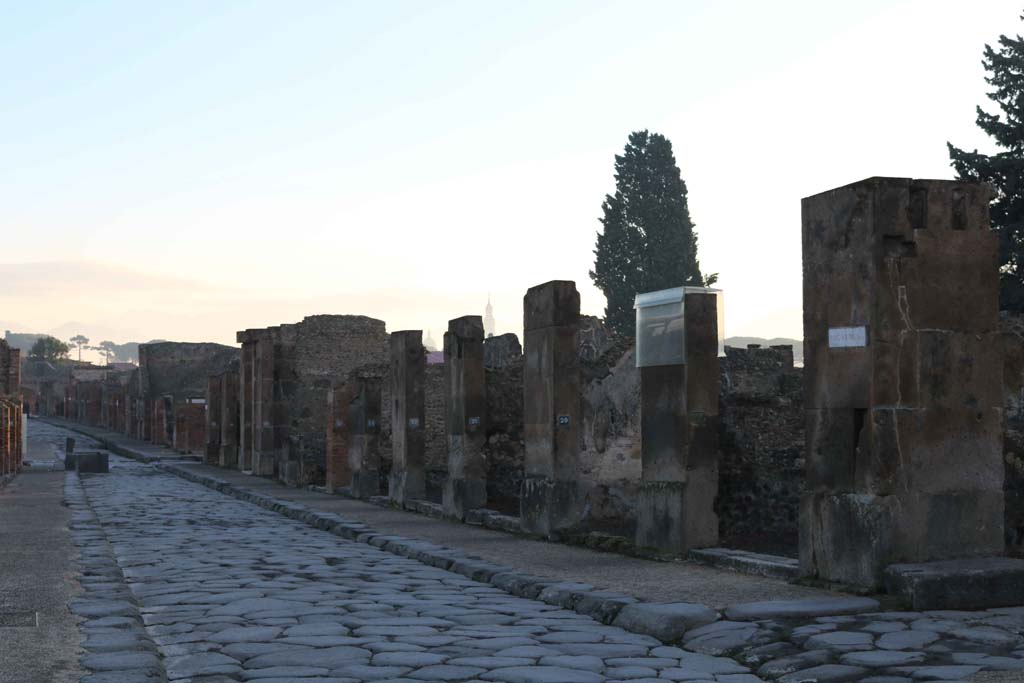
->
[
  {"left": 520, "top": 281, "right": 583, "bottom": 538},
  {"left": 634, "top": 288, "right": 720, "bottom": 556},
  {"left": 349, "top": 374, "right": 383, "bottom": 499},
  {"left": 205, "top": 376, "right": 223, "bottom": 466},
  {"left": 443, "top": 316, "right": 487, "bottom": 520},
  {"left": 219, "top": 370, "right": 240, "bottom": 468},
  {"left": 801, "top": 177, "right": 1003, "bottom": 589},
  {"left": 238, "top": 341, "right": 254, "bottom": 471},
  {"left": 389, "top": 331, "right": 426, "bottom": 506}
]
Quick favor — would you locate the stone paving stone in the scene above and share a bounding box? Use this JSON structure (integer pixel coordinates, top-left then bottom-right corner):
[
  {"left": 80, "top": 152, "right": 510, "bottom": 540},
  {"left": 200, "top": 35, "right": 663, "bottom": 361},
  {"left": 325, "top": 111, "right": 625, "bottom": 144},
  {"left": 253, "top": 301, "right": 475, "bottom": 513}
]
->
[
  {"left": 480, "top": 665, "right": 604, "bottom": 682},
  {"left": 778, "top": 664, "right": 868, "bottom": 683},
  {"left": 803, "top": 631, "right": 875, "bottom": 652},
  {"left": 901, "top": 664, "right": 982, "bottom": 679},
  {"left": 725, "top": 599, "right": 880, "bottom": 622},
  {"left": 877, "top": 630, "right": 941, "bottom": 651},
  {"left": 839, "top": 650, "right": 928, "bottom": 667},
  {"left": 757, "top": 650, "right": 833, "bottom": 678}
]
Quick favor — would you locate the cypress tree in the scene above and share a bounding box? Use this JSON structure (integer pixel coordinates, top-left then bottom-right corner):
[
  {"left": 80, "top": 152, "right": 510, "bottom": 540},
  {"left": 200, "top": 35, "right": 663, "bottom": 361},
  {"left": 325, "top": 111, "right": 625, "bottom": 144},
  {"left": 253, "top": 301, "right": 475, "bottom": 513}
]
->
[
  {"left": 590, "top": 130, "right": 716, "bottom": 337},
  {"left": 949, "top": 16, "right": 1024, "bottom": 311}
]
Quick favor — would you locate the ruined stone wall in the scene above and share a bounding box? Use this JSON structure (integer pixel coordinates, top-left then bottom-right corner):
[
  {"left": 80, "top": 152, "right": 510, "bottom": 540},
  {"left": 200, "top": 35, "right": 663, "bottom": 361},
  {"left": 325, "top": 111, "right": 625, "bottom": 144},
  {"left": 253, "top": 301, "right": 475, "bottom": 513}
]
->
[
  {"left": 423, "top": 362, "right": 446, "bottom": 500},
  {"left": 0, "top": 340, "right": 20, "bottom": 395},
  {"left": 717, "top": 345, "right": 804, "bottom": 556},
  {"left": 140, "top": 342, "right": 238, "bottom": 401},
  {"left": 578, "top": 342, "right": 641, "bottom": 536},
  {"left": 484, "top": 333, "right": 522, "bottom": 369},
  {"left": 483, "top": 354, "right": 524, "bottom": 514},
  {"left": 1002, "top": 312, "right": 1024, "bottom": 553},
  {"left": 289, "top": 315, "right": 388, "bottom": 484}
]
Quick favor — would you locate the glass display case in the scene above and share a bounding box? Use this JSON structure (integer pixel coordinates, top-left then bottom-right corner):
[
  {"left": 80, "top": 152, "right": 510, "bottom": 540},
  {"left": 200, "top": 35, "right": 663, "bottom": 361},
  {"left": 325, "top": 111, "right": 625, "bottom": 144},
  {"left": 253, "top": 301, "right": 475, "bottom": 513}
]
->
[{"left": 634, "top": 286, "right": 724, "bottom": 368}]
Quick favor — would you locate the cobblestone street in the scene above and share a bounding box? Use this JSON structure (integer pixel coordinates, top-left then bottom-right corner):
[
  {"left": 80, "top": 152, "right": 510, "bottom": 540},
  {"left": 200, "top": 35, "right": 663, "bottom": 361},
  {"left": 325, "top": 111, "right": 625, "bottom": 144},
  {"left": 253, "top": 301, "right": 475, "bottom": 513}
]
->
[
  {"left": 33, "top": 420, "right": 1024, "bottom": 683},
  {"left": 65, "top": 445, "right": 698, "bottom": 683}
]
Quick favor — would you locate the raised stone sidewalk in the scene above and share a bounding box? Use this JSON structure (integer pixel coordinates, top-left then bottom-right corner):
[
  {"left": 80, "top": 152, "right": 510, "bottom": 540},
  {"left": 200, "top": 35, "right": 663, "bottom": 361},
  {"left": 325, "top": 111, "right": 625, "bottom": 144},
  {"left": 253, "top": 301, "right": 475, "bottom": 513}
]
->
[{"left": 41, "top": 417, "right": 837, "bottom": 609}]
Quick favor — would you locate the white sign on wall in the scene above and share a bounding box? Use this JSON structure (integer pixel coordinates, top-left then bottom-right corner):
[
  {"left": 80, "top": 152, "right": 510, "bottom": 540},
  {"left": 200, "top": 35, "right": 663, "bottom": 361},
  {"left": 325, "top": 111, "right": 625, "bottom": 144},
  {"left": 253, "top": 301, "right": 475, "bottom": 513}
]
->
[{"left": 828, "top": 326, "right": 868, "bottom": 349}]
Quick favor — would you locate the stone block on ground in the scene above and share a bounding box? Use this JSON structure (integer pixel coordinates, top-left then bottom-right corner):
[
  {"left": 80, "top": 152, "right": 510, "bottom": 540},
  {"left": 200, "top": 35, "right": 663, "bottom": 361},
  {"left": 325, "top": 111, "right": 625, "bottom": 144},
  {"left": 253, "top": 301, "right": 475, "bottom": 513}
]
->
[
  {"left": 884, "top": 557, "right": 1024, "bottom": 610},
  {"left": 77, "top": 451, "right": 110, "bottom": 474}
]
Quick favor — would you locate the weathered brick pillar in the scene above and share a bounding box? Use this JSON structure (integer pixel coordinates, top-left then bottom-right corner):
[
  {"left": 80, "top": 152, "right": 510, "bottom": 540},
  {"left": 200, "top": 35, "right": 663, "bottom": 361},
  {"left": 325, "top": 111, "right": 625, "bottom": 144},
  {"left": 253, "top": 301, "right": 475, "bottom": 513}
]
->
[
  {"left": 443, "top": 315, "right": 487, "bottom": 520},
  {"left": 206, "top": 375, "right": 223, "bottom": 465},
  {"left": 349, "top": 374, "right": 383, "bottom": 499},
  {"left": 389, "top": 331, "right": 426, "bottom": 505},
  {"left": 520, "top": 281, "right": 583, "bottom": 538},
  {"left": 325, "top": 382, "right": 354, "bottom": 493},
  {"left": 220, "top": 370, "right": 240, "bottom": 468},
  {"left": 635, "top": 290, "right": 720, "bottom": 556},
  {"left": 801, "top": 177, "right": 1003, "bottom": 589},
  {"left": 237, "top": 337, "right": 254, "bottom": 471},
  {"left": 252, "top": 332, "right": 277, "bottom": 476}
]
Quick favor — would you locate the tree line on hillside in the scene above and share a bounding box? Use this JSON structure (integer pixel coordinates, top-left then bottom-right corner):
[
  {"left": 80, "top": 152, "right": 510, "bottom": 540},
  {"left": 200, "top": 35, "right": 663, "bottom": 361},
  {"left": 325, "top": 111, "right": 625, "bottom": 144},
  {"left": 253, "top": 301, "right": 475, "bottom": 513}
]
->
[{"left": 25, "top": 336, "right": 163, "bottom": 365}]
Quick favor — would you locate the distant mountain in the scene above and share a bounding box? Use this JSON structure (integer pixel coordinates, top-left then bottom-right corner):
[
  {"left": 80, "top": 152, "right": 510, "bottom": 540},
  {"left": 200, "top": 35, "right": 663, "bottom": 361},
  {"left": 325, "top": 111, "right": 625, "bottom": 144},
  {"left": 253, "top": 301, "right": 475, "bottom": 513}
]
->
[{"left": 725, "top": 336, "right": 803, "bottom": 364}]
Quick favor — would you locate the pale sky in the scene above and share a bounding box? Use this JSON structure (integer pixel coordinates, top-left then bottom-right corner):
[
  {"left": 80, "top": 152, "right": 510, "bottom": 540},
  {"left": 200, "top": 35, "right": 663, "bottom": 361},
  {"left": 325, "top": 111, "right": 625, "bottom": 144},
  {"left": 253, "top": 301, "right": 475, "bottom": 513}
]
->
[{"left": 1, "top": 1, "right": 1018, "bottom": 361}]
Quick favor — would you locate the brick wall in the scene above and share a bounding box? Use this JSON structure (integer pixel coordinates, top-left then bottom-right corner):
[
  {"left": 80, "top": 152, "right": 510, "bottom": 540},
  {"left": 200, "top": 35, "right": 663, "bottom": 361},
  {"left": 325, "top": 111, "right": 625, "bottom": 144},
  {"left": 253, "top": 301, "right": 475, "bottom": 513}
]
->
[
  {"left": 0, "top": 340, "right": 20, "bottom": 395},
  {"left": 174, "top": 402, "right": 206, "bottom": 454},
  {"left": 290, "top": 315, "right": 388, "bottom": 484}
]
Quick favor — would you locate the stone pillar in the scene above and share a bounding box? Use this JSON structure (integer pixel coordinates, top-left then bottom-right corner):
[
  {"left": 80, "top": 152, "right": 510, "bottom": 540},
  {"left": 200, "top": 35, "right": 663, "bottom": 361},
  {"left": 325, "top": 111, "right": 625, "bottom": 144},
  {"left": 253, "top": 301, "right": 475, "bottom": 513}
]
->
[
  {"left": 220, "top": 370, "right": 240, "bottom": 468},
  {"left": 349, "top": 374, "right": 383, "bottom": 499},
  {"left": 520, "top": 281, "right": 583, "bottom": 538},
  {"left": 801, "top": 177, "right": 1003, "bottom": 589},
  {"left": 635, "top": 290, "right": 720, "bottom": 556},
  {"left": 389, "top": 331, "right": 426, "bottom": 505},
  {"left": 272, "top": 326, "right": 298, "bottom": 484},
  {"left": 206, "top": 375, "right": 223, "bottom": 465},
  {"left": 443, "top": 316, "right": 487, "bottom": 519},
  {"left": 238, "top": 338, "right": 254, "bottom": 471}
]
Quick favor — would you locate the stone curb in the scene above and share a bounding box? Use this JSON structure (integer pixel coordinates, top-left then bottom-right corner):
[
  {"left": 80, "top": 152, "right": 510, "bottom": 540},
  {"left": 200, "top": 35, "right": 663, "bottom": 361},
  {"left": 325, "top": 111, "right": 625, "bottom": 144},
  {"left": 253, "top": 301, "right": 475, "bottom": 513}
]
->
[
  {"left": 65, "top": 471, "right": 169, "bottom": 683},
  {"left": 156, "top": 461, "right": 741, "bottom": 644}
]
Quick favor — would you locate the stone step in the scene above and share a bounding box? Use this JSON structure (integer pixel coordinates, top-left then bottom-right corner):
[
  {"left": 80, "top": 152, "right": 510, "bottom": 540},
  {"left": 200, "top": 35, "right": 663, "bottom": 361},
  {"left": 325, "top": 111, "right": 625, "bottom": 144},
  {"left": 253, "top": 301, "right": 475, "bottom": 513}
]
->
[{"left": 688, "top": 547, "right": 800, "bottom": 580}]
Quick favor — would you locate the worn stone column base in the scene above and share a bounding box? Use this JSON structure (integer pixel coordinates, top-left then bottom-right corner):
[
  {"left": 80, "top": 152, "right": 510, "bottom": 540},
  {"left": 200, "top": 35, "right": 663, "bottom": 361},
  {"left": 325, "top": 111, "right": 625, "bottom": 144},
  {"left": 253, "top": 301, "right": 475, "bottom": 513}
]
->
[
  {"left": 799, "top": 492, "right": 897, "bottom": 590},
  {"left": 251, "top": 453, "right": 275, "bottom": 477},
  {"left": 219, "top": 453, "right": 238, "bottom": 469},
  {"left": 520, "top": 478, "right": 583, "bottom": 540},
  {"left": 443, "top": 477, "right": 487, "bottom": 520},
  {"left": 350, "top": 470, "right": 381, "bottom": 499},
  {"left": 282, "top": 461, "right": 299, "bottom": 486},
  {"left": 389, "top": 469, "right": 425, "bottom": 507},
  {"left": 800, "top": 491, "right": 1004, "bottom": 591},
  {"left": 635, "top": 481, "right": 717, "bottom": 557}
]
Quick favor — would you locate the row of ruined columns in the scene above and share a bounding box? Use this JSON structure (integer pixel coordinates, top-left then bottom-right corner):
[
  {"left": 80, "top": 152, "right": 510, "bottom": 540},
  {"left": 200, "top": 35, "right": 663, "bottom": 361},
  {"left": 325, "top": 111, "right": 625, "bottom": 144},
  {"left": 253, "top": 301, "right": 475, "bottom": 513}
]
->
[
  {"left": 0, "top": 397, "right": 23, "bottom": 478},
  {"left": 322, "top": 280, "right": 722, "bottom": 558},
  {"left": 318, "top": 175, "right": 1011, "bottom": 593}
]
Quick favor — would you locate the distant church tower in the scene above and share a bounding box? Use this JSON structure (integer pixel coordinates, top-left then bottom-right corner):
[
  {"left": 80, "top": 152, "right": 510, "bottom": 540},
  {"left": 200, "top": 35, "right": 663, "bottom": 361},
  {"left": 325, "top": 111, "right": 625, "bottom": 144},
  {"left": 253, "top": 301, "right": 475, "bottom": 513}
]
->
[
  {"left": 424, "top": 329, "right": 438, "bottom": 352},
  {"left": 484, "top": 295, "right": 495, "bottom": 338}
]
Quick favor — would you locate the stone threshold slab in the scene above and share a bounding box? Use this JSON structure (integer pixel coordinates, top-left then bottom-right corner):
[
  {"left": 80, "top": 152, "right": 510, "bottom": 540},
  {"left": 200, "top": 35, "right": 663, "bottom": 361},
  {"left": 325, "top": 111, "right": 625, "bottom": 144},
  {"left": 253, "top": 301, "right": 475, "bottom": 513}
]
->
[
  {"left": 885, "top": 557, "right": 1024, "bottom": 610},
  {"left": 157, "top": 460, "right": 881, "bottom": 646}
]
